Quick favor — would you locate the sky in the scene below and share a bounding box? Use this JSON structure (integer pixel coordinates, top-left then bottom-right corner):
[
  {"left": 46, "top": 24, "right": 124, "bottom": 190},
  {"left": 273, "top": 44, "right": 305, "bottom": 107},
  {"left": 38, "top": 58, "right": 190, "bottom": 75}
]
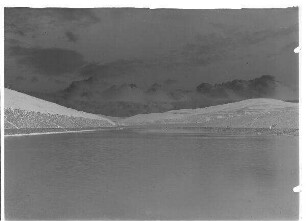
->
[{"left": 4, "top": 8, "right": 299, "bottom": 116}]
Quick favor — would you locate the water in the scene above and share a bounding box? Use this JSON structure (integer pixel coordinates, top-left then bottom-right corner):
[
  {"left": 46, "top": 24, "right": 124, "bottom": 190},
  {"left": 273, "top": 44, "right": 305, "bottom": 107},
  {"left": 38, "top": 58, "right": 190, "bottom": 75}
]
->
[{"left": 5, "top": 129, "right": 299, "bottom": 220}]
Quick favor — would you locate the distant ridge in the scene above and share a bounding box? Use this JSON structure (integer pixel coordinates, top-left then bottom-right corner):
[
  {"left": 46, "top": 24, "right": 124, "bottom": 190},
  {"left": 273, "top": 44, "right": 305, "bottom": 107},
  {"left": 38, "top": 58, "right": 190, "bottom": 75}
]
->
[
  {"left": 121, "top": 98, "right": 298, "bottom": 129},
  {"left": 4, "top": 88, "right": 116, "bottom": 131}
]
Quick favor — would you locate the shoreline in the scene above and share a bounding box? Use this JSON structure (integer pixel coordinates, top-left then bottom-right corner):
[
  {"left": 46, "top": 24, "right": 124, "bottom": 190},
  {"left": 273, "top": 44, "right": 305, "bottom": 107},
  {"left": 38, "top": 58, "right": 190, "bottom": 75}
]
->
[
  {"left": 4, "top": 126, "right": 299, "bottom": 137},
  {"left": 4, "top": 129, "right": 100, "bottom": 137},
  {"left": 4, "top": 128, "right": 115, "bottom": 137}
]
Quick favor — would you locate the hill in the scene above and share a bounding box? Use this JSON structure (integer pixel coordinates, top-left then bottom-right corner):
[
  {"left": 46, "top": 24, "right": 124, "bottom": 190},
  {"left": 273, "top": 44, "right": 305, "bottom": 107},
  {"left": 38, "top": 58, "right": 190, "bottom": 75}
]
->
[
  {"left": 4, "top": 88, "right": 116, "bottom": 132},
  {"left": 121, "top": 98, "right": 298, "bottom": 129}
]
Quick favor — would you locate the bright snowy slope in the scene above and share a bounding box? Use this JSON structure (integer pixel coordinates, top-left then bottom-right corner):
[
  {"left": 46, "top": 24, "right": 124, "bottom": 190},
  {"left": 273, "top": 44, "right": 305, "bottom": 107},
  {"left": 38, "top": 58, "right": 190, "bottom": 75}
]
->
[
  {"left": 122, "top": 98, "right": 298, "bottom": 129},
  {"left": 4, "top": 88, "right": 115, "bottom": 129}
]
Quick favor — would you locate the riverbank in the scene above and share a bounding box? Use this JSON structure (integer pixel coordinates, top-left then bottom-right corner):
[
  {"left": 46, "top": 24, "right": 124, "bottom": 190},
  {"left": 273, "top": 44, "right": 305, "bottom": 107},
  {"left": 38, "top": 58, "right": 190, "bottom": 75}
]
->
[
  {"left": 129, "top": 125, "right": 299, "bottom": 136},
  {"left": 4, "top": 127, "right": 114, "bottom": 136},
  {"left": 5, "top": 125, "right": 299, "bottom": 137}
]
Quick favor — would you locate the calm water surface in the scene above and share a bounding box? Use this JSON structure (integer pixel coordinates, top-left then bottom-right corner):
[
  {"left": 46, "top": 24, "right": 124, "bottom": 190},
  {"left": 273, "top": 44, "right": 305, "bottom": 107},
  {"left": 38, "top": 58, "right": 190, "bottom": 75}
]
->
[{"left": 5, "top": 129, "right": 299, "bottom": 220}]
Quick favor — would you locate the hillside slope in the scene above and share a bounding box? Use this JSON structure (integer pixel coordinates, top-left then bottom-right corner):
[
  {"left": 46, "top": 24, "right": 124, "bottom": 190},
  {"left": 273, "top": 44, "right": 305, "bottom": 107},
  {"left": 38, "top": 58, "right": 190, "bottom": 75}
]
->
[
  {"left": 4, "top": 88, "right": 116, "bottom": 130},
  {"left": 122, "top": 98, "right": 298, "bottom": 129}
]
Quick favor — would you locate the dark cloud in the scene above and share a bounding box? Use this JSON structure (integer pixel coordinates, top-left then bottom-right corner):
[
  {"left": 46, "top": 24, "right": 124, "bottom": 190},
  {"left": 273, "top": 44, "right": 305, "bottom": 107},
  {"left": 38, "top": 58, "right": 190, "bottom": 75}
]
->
[
  {"left": 65, "top": 31, "right": 78, "bottom": 43},
  {"left": 8, "top": 46, "right": 86, "bottom": 76},
  {"left": 147, "top": 83, "right": 162, "bottom": 93},
  {"left": 196, "top": 75, "right": 277, "bottom": 98},
  {"left": 41, "top": 74, "right": 295, "bottom": 117}
]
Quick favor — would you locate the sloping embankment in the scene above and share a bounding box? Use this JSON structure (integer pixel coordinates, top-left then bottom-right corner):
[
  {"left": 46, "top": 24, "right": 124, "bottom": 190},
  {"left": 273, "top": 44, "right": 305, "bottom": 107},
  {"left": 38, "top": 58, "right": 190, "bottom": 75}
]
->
[
  {"left": 122, "top": 98, "right": 298, "bottom": 129},
  {"left": 4, "top": 89, "right": 116, "bottom": 135}
]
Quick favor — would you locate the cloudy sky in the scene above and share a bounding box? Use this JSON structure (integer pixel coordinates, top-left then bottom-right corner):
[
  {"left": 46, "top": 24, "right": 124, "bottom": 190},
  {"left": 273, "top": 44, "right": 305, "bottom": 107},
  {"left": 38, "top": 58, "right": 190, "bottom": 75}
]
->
[
  {"left": 5, "top": 8, "right": 298, "bottom": 90},
  {"left": 4, "top": 8, "right": 299, "bottom": 116}
]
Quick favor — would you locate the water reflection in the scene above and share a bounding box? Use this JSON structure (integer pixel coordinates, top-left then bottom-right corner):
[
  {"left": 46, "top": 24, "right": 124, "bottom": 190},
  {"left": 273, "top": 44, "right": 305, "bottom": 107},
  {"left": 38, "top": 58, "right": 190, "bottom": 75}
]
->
[{"left": 5, "top": 129, "right": 298, "bottom": 219}]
